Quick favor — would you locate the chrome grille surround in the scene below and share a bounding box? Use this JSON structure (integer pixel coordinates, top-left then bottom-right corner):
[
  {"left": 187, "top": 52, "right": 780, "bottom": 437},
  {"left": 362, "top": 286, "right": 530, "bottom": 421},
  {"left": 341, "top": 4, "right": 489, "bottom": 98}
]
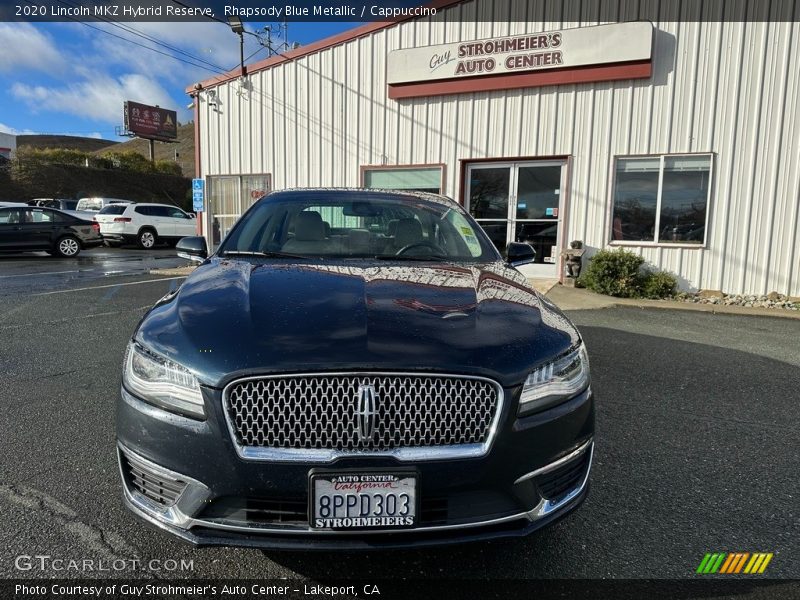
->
[
  {"left": 222, "top": 372, "right": 504, "bottom": 462},
  {"left": 120, "top": 447, "right": 188, "bottom": 507}
]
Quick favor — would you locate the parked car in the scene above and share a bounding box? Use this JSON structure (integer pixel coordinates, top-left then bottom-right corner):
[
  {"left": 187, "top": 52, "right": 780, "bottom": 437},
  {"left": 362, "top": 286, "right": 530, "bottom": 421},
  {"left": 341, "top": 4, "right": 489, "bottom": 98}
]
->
[
  {"left": 94, "top": 203, "right": 197, "bottom": 249},
  {"left": 75, "top": 197, "right": 133, "bottom": 213},
  {"left": 0, "top": 206, "right": 102, "bottom": 257},
  {"left": 117, "top": 188, "right": 594, "bottom": 549},
  {"left": 28, "top": 198, "right": 80, "bottom": 211}
]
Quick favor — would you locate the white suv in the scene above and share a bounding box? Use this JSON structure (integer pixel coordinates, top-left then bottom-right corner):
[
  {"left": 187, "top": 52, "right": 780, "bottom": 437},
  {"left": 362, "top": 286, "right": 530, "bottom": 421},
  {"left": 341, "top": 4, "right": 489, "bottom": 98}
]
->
[{"left": 95, "top": 203, "right": 196, "bottom": 249}]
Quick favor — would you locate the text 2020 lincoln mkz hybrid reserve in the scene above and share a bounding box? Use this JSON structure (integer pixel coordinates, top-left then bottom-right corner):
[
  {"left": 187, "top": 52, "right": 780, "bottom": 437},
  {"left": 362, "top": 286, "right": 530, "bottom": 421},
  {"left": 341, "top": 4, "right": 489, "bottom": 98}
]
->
[{"left": 116, "top": 188, "right": 594, "bottom": 549}]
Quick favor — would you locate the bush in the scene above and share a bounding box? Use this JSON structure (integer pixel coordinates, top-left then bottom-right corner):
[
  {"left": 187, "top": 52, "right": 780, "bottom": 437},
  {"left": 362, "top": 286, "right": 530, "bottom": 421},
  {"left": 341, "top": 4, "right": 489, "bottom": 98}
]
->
[
  {"left": 154, "top": 160, "right": 183, "bottom": 176},
  {"left": 641, "top": 270, "right": 678, "bottom": 299},
  {"left": 578, "top": 248, "right": 678, "bottom": 299},
  {"left": 105, "top": 150, "right": 154, "bottom": 172},
  {"left": 578, "top": 248, "right": 645, "bottom": 297}
]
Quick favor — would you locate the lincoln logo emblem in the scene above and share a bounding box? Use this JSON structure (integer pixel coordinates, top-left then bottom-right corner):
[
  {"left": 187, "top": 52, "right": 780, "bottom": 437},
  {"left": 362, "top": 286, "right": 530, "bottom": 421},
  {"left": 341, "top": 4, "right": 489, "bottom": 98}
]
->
[{"left": 356, "top": 384, "right": 378, "bottom": 442}]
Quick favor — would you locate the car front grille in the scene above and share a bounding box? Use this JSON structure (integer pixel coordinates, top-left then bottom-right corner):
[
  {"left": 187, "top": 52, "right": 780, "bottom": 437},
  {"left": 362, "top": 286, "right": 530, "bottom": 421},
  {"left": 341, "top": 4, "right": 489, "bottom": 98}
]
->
[
  {"left": 120, "top": 450, "right": 187, "bottom": 507},
  {"left": 223, "top": 373, "right": 502, "bottom": 458}
]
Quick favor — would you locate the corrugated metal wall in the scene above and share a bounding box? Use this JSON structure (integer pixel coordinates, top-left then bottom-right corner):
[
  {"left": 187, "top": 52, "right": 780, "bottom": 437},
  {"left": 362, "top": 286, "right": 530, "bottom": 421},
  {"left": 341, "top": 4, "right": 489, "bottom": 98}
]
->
[{"left": 198, "top": 0, "right": 800, "bottom": 296}]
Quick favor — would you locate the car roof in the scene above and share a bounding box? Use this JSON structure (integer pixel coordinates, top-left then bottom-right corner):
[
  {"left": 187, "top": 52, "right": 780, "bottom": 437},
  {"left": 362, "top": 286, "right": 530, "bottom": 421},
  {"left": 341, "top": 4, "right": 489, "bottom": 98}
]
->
[
  {"left": 131, "top": 203, "right": 181, "bottom": 207},
  {"left": 0, "top": 202, "right": 28, "bottom": 207},
  {"left": 266, "top": 187, "right": 459, "bottom": 208}
]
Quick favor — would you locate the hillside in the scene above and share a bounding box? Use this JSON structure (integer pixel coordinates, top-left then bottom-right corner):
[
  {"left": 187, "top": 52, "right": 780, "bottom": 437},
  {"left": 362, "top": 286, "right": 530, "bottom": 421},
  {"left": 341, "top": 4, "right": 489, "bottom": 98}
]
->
[
  {"left": 95, "top": 123, "right": 195, "bottom": 177},
  {"left": 17, "top": 135, "right": 118, "bottom": 153}
]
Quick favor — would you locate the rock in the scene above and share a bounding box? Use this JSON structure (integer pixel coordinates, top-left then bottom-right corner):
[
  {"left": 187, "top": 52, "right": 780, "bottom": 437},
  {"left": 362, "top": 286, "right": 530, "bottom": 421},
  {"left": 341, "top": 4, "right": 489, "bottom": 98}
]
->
[{"left": 698, "top": 289, "right": 724, "bottom": 299}]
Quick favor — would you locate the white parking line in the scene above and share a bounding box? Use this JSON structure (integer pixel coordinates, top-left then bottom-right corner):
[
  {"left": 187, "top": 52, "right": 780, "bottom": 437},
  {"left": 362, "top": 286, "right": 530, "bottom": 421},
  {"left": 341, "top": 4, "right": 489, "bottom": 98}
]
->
[
  {"left": 32, "top": 276, "right": 187, "bottom": 296},
  {"left": 0, "top": 269, "right": 94, "bottom": 278}
]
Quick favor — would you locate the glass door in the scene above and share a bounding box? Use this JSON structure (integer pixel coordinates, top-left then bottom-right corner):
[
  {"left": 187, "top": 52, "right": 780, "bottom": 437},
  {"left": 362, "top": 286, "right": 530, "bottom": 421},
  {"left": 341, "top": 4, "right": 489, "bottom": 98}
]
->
[
  {"left": 205, "top": 174, "right": 271, "bottom": 250},
  {"left": 466, "top": 160, "right": 566, "bottom": 277}
]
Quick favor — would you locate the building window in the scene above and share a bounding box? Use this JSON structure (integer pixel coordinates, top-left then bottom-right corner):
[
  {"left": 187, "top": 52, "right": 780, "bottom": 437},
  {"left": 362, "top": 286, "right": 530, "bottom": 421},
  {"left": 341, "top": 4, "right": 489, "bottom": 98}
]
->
[
  {"left": 362, "top": 166, "right": 443, "bottom": 194},
  {"left": 206, "top": 174, "right": 271, "bottom": 247},
  {"left": 611, "top": 154, "right": 712, "bottom": 245}
]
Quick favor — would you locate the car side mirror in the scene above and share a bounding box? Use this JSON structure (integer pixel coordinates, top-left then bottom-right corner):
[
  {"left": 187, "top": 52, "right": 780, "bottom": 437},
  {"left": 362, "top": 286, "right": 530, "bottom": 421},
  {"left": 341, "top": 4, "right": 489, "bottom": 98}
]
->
[
  {"left": 176, "top": 236, "right": 208, "bottom": 263},
  {"left": 506, "top": 242, "right": 536, "bottom": 267}
]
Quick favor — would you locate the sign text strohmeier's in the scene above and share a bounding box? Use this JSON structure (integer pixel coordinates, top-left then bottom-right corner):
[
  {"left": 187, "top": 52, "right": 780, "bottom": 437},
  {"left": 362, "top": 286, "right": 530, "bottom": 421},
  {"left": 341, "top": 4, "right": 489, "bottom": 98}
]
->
[{"left": 387, "top": 21, "right": 653, "bottom": 98}]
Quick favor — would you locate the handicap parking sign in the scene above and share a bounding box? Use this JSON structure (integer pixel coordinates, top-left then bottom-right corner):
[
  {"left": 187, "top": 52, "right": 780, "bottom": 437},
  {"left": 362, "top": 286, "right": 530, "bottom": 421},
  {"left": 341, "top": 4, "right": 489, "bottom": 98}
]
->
[{"left": 192, "top": 179, "right": 204, "bottom": 212}]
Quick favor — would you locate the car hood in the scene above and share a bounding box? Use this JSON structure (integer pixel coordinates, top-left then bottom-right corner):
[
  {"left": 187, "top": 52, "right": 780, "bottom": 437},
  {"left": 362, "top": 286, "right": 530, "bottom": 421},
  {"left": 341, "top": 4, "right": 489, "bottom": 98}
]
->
[{"left": 136, "top": 258, "right": 580, "bottom": 388}]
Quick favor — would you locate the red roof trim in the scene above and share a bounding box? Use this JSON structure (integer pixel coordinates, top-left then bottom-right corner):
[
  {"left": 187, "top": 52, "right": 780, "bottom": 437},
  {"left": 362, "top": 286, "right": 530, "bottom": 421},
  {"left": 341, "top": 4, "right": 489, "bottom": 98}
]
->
[{"left": 186, "top": 0, "right": 465, "bottom": 94}]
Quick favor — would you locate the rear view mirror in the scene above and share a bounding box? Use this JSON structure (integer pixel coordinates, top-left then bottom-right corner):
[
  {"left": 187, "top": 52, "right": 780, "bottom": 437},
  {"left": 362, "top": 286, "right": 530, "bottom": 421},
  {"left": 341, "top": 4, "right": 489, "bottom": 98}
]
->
[
  {"left": 506, "top": 242, "right": 536, "bottom": 267},
  {"left": 176, "top": 236, "right": 208, "bottom": 263}
]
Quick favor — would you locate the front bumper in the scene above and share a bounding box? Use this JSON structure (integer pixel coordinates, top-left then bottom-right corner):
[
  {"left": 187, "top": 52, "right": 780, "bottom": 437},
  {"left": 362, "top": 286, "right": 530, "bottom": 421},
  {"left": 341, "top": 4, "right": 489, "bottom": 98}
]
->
[{"left": 116, "top": 384, "right": 595, "bottom": 549}]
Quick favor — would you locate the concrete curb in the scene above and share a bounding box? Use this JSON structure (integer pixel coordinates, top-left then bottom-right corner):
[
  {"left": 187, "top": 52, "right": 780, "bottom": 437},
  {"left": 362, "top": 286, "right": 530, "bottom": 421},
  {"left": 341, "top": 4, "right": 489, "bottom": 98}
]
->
[
  {"left": 149, "top": 266, "right": 196, "bottom": 276},
  {"left": 546, "top": 285, "right": 800, "bottom": 320}
]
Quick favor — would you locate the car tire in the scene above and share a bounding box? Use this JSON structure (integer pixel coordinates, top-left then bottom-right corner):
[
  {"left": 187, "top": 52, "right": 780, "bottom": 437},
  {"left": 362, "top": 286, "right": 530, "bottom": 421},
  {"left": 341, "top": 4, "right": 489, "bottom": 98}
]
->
[
  {"left": 54, "top": 236, "right": 81, "bottom": 258},
  {"left": 137, "top": 229, "right": 158, "bottom": 249}
]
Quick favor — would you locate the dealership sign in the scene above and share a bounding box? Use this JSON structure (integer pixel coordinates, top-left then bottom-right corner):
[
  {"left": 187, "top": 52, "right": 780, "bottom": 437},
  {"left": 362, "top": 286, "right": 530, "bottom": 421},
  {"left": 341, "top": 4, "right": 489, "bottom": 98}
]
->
[
  {"left": 387, "top": 21, "right": 653, "bottom": 99},
  {"left": 124, "top": 101, "right": 178, "bottom": 141}
]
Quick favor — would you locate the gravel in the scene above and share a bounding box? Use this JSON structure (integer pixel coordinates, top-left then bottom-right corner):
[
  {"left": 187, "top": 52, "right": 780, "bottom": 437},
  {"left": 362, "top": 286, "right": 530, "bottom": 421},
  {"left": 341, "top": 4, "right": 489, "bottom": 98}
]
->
[{"left": 676, "top": 291, "right": 800, "bottom": 310}]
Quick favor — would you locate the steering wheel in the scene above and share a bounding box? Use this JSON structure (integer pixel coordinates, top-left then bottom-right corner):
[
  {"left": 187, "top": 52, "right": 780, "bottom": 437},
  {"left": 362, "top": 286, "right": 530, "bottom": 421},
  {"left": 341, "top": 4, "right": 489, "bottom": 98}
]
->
[{"left": 395, "top": 241, "right": 446, "bottom": 256}]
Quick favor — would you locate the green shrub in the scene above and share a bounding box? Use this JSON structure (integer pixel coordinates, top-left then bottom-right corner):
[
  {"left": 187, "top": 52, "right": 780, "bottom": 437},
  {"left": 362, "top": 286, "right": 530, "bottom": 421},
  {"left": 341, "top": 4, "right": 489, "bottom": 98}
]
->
[
  {"left": 578, "top": 248, "right": 678, "bottom": 299},
  {"left": 641, "top": 270, "right": 678, "bottom": 299},
  {"left": 16, "top": 147, "right": 91, "bottom": 167},
  {"left": 578, "top": 248, "right": 645, "bottom": 297},
  {"left": 154, "top": 160, "right": 183, "bottom": 176},
  {"left": 105, "top": 151, "right": 153, "bottom": 172}
]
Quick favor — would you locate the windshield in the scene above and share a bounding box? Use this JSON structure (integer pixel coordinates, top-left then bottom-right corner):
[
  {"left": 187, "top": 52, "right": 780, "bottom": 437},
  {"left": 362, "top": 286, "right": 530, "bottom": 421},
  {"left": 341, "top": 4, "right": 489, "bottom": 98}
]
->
[
  {"left": 77, "top": 198, "right": 102, "bottom": 211},
  {"left": 218, "top": 191, "right": 499, "bottom": 262}
]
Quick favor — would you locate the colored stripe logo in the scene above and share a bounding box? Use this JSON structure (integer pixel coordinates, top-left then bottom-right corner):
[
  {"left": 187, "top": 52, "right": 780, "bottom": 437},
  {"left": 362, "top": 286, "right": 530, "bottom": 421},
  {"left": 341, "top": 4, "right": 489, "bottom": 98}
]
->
[{"left": 697, "top": 552, "right": 773, "bottom": 574}]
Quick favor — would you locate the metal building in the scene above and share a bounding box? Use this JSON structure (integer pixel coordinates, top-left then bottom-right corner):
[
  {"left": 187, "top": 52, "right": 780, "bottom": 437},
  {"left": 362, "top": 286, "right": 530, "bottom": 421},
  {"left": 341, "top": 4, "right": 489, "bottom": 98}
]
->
[
  {"left": 0, "top": 131, "right": 16, "bottom": 161},
  {"left": 189, "top": 0, "right": 800, "bottom": 296}
]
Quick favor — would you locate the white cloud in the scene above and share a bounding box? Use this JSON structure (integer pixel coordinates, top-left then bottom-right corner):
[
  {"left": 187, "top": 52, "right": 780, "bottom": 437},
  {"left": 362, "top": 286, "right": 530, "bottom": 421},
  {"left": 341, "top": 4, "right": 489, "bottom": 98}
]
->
[
  {"left": 85, "top": 22, "right": 263, "bottom": 86},
  {"left": 12, "top": 73, "right": 178, "bottom": 125},
  {"left": 0, "top": 122, "right": 37, "bottom": 135},
  {"left": 0, "top": 23, "right": 65, "bottom": 74}
]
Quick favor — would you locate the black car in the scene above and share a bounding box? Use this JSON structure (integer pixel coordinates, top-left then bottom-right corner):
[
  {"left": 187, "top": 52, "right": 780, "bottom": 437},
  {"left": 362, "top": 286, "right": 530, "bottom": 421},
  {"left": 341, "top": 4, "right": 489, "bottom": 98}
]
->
[
  {"left": 0, "top": 206, "right": 102, "bottom": 257},
  {"left": 117, "top": 189, "right": 594, "bottom": 549},
  {"left": 27, "top": 199, "right": 80, "bottom": 211}
]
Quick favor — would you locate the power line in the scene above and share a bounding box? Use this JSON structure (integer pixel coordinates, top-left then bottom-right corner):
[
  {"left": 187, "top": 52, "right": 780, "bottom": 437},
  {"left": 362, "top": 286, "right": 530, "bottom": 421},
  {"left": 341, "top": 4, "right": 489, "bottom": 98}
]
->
[
  {"left": 22, "top": 0, "right": 232, "bottom": 77},
  {"left": 169, "top": 0, "right": 262, "bottom": 38},
  {"left": 56, "top": 0, "right": 232, "bottom": 74}
]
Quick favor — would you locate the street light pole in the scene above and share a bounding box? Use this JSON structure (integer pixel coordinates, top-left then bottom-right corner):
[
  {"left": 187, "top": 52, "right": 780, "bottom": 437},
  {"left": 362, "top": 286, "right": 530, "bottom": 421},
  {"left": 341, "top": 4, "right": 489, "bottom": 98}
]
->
[{"left": 227, "top": 16, "right": 246, "bottom": 77}]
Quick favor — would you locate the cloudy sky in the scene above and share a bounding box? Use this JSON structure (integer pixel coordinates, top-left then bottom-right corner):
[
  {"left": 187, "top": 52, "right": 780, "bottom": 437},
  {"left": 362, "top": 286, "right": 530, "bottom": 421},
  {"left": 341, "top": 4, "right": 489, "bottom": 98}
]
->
[{"left": 0, "top": 20, "right": 355, "bottom": 140}]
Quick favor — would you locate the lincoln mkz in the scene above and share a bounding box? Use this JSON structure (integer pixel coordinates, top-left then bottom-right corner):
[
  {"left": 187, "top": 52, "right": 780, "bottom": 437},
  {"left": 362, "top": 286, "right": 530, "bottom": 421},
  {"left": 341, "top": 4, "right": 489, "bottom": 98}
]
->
[{"left": 116, "top": 188, "right": 594, "bottom": 549}]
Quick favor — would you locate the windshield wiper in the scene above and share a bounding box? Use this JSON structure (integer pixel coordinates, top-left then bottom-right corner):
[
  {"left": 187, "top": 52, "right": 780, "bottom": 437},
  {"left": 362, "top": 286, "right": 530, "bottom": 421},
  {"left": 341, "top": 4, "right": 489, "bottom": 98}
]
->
[
  {"left": 374, "top": 254, "right": 449, "bottom": 262},
  {"left": 220, "top": 250, "right": 309, "bottom": 259}
]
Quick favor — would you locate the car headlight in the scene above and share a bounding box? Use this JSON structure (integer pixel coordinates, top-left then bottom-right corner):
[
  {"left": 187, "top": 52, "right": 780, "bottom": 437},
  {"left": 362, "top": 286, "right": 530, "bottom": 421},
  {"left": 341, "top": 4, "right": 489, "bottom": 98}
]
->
[
  {"left": 518, "top": 344, "right": 590, "bottom": 416},
  {"left": 123, "top": 341, "right": 205, "bottom": 419}
]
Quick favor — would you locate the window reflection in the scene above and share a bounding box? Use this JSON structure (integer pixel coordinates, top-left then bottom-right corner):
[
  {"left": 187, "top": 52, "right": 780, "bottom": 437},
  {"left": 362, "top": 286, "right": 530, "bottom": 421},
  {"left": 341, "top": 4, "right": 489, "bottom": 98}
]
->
[{"left": 612, "top": 155, "right": 711, "bottom": 244}]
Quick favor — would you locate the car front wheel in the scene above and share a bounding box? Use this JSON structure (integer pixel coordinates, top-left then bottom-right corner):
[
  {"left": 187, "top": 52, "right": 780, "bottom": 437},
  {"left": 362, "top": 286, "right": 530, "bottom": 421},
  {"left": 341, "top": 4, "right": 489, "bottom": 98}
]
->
[
  {"left": 55, "top": 236, "right": 81, "bottom": 257},
  {"left": 138, "top": 229, "right": 157, "bottom": 249}
]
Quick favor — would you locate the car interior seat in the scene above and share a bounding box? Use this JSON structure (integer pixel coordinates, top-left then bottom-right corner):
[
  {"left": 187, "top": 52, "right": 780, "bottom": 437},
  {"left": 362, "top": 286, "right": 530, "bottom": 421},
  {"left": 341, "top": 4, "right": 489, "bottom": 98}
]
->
[{"left": 282, "top": 211, "right": 330, "bottom": 255}]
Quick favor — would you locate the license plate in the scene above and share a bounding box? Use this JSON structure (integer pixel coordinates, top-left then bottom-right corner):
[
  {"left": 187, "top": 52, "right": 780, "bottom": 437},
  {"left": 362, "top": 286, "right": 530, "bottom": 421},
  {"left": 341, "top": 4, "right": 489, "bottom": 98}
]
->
[{"left": 310, "top": 472, "right": 417, "bottom": 530}]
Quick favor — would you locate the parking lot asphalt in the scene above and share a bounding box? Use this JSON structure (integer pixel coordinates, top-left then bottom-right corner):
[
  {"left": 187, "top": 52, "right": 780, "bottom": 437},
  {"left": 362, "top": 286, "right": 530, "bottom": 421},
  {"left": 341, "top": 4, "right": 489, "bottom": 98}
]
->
[
  {"left": 0, "top": 246, "right": 188, "bottom": 297},
  {"left": 0, "top": 261, "right": 798, "bottom": 582}
]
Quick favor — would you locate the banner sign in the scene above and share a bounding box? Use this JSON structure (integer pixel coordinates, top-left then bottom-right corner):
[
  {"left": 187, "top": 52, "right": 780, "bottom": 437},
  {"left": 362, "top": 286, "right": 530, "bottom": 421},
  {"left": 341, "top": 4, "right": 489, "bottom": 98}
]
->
[
  {"left": 387, "top": 21, "right": 654, "bottom": 85},
  {"left": 124, "top": 101, "right": 178, "bottom": 141}
]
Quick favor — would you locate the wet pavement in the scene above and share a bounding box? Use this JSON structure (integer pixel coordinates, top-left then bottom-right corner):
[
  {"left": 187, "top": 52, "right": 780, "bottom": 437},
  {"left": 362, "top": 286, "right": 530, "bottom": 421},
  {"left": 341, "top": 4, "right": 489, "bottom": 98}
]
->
[
  {"left": 0, "top": 247, "right": 189, "bottom": 297},
  {"left": 0, "top": 258, "right": 798, "bottom": 585}
]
